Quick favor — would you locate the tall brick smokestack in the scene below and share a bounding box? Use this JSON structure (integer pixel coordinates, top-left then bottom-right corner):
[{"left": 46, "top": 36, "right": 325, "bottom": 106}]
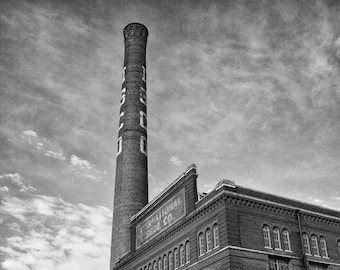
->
[{"left": 110, "top": 23, "right": 149, "bottom": 269}]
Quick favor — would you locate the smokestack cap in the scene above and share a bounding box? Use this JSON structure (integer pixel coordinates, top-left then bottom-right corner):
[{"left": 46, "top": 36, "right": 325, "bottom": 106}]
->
[{"left": 123, "top": 22, "right": 148, "bottom": 40}]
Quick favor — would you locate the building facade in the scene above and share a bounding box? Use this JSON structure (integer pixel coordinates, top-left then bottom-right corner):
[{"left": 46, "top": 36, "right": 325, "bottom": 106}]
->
[{"left": 110, "top": 23, "right": 340, "bottom": 270}]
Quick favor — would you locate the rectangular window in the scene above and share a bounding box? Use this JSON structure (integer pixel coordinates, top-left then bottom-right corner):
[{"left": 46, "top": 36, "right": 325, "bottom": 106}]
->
[
  {"left": 122, "top": 67, "right": 126, "bottom": 82},
  {"left": 140, "top": 136, "right": 147, "bottom": 155},
  {"left": 120, "top": 94, "right": 126, "bottom": 106},
  {"left": 117, "top": 137, "right": 122, "bottom": 155},
  {"left": 309, "top": 262, "right": 328, "bottom": 270},
  {"left": 140, "top": 111, "right": 147, "bottom": 129},
  {"left": 269, "top": 257, "right": 289, "bottom": 270},
  {"left": 118, "top": 122, "right": 124, "bottom": 130},
  {"left": 140, "top": 87, "right": 146, "bottom": 105},
  {"left": 142, "top": 66, "right": 146, "bottom": 82}
]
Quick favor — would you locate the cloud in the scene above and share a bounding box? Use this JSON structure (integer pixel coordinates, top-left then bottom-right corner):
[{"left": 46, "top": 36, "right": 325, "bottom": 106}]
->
[
  {"left": 1, "top": 260, "right": 30, "bottom": 270},
  {"left": 0, "top": 194, "right": 112, "bottom": 270},
  {"left": 68, "top": 155, "right": 104, "bottom": 182},
  {"left": 8, "top": 130, "right": 67, "bottom": 164},
  {"left": 0, "top": 186, "right": 9, "bottom": 192},
  {"left": 33, "top": 198, "right": 54, "bottom": 216},
  {"left": 0, "top": 173, "right": 36, "bottom": 194},
  {"left": 170, "top": 156, "right": 182, "bottom": 167},
  {"left": 70, "top": 155, "right": 93, "bottom": 169},
  {"left": 22, "top": 130, "right": 37, "bottom": 137},
  {"left": 44, "top": 150, "right": 66, "bottom": 161}
]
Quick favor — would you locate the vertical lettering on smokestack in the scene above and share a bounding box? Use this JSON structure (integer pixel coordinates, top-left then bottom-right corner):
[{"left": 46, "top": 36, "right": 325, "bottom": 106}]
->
[{"left": 110, "top": 23, "right": 149, "bottom": 269}]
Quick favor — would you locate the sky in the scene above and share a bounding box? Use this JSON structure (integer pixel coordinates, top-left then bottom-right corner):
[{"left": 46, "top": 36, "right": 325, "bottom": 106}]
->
[{"left": 1, "top": 0, "right": 340, "bottom": 269}]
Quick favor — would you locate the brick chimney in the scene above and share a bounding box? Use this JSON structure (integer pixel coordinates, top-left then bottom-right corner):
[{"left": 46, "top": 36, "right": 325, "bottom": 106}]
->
[{"left": 110, "top": 22, "right": 149, "bottom": 269}]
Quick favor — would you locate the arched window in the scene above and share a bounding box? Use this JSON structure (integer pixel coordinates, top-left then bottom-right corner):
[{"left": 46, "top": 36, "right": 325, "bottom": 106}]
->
[
  {"left": 311, "top": 235, "right": 320, "bottom": 256},
  {"left": 179, "top": 244, "right": 185, "bottom": 266},
  {"left": 282, "top": 229, "right": 291, "bottom": 251},
  {"left": 213, "top": 224, "right": 219, "bottom": 248},
  {"left": 206, "top": 228, "right": 212, "bottom": 252},
  {"left": 153, "top": 261, "right": 157, "bottom": 270},
  {"left": 185, "top": 241, "right": 190, "bottom": 263},
  {"left": 144, "top": 266, "right": 147, "bottom": 270},
  {"left": 262, "top": 225, "right": 271, "bottom": 248},
  {"left": 168, "top": 251, "right": 173, "bottom": 270},
  {"left": 174, "top": 248, "right": 179, "bottom": 269},
  {"left": 302, "top": 233, "right": 311, "bottom": 255},
  {"left": 148, "top": 263, "right": 152, "bottom": 270},
  {"left": 198, "top": 233, "right": 205, "bottom": 256},
  {"left": 273, "top": 227, "right": 281, "bottom": 250},
  {"left": 338, "top": 240, "right": 340, "bottom": 255},
  {"left": 320, "top": 237, "right": 328, "bottom": 258},
  {"left": 163, "top": 254, "right": 168, "bottom": 270},
  {"left": 158, "top": 257, "right": 162, "bottom": 270}
]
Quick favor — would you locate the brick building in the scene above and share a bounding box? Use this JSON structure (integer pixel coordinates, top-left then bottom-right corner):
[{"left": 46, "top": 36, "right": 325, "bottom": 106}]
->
[{"left": 110, "top": 23, "right": 340, "bottom": 270}]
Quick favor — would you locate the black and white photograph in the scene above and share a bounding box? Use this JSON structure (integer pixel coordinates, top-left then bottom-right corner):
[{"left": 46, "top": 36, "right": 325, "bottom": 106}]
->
[{"left": 1, "top": 1, "right": 340, "bottom": 269}]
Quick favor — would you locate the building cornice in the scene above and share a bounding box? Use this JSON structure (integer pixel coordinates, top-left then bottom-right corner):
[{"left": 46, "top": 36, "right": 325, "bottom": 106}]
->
[
  {"left": 130, "top": 164, "right": 197, "bottom": 222},
  {"left": 116, "top": 186, "right": 340, "bottom": 268}
]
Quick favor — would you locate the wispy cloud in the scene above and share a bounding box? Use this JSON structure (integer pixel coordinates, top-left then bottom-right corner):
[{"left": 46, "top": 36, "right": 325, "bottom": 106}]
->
[
  {"left": 68, "top": 155, "right": 104, "bottom": 182},
  {"left": 0, "top": 194, "right": 112, "bottom": 270},
  {"left": 0, "top": 173, "right": 36, "bottom": 194},
  {"left": 170, "top": 156, "right": 182, "bottom": 167},
  {"left": 44, "top": 150, "right": 66, "bottom": 161}
]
